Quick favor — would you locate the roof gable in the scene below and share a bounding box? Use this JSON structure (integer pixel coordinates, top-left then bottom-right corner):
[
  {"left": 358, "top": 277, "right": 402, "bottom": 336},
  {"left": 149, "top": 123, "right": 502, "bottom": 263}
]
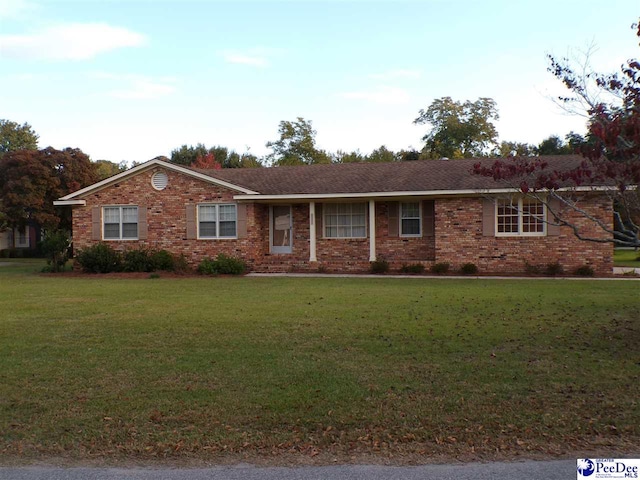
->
[{"left": 57, "top": 158, "right": 259, "bottom": 201}]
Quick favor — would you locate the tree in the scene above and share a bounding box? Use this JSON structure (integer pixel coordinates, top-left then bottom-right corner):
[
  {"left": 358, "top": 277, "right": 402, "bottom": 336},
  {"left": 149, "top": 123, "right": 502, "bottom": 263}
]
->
[
  {"left": 170, "top": 143, "right": 263, "bottom": 168},
  {"left": 191, "top": 152, "right": 222, "bottom": 170},
  {"left": 0, "top": 147, "right": 97, "bottom": 230},
  {"left": 170, "top": 143, "right": 208, "bottom": 166},
  {"left": 0, "top": 119, "right": 39, "bottom": 155},
  {"left": 414, "top": 97, "right": 499, "bottom": 159},
  {"left": 367, "top": 145, "right": 397, "bottom": 163},
  {"left": 334, "top": 150, "right": 366, "bottom": 163},
  {"left": 93, "top": 159, "right": 128, "bottom": 180},
  {"left": 474, "top": 20, "right": 640, "bottom": 247},
  {"left": 497, "top": 141, "right": 536, "bottom": 158},
  {"left": 266, "top": 117, "right": 331, "bottom": 166}
]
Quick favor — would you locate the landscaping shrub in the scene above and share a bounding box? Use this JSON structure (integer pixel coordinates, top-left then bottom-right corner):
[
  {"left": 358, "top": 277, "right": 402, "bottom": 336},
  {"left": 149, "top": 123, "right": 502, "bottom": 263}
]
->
[
  {"left": 400, "top": 263, "right": 425, "bottom": 274},
  {"left": 431, "top": 262, "right": 450, "bottom": 274},
  {"left": 545, "top": 261, "right": 564, "bottom": 276},
  {"left": 370, "top": 258, "right": 390, "bottom": 274},
  {"left": 574, "top": 265, "right": 595, "bottom": 276},
  {"left": 198, "top": 254, "right": 246, "bottom": 275},
  {"left": 459, "top": 262, "right": 478, "bottom": 275},
  {"left": 76, "top": 243, "right": 122, "bottom": 273},
  {"left": 150, "top": 249, "right": 175, "bottom": 271},
  {"left": 39, "top": 229, "right": 70, "bottom": 273},
  {"left": 123, "top": 248, "right": 153, "bottom": 272},
  {"left": 524, "top": 262, "right": 542, "bottom": 275}
]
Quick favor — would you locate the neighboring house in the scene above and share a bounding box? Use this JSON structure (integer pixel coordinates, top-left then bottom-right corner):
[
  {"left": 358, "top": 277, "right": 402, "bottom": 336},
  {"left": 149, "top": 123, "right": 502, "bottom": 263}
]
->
[
  {"left": 0, "top": 225, "right": 38, "bottom": 253},
  {"left": 54, "top": 156, "right": 613, "bottom": 275}
]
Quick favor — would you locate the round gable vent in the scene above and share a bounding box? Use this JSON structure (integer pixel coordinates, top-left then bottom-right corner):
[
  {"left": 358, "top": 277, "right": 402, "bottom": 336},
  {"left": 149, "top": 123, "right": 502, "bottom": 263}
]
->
[{"left": 151, "top": 171, "right": 168, "bottom": 190}]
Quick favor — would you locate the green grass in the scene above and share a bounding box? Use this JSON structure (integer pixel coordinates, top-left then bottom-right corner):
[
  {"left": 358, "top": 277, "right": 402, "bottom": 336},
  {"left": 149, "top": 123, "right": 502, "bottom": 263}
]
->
[
  {"left": 0, "top": 260, "right": 639, "bottom": 462},
  {"left": 614, "top": 249, "right": 640, "bottom": 267}
]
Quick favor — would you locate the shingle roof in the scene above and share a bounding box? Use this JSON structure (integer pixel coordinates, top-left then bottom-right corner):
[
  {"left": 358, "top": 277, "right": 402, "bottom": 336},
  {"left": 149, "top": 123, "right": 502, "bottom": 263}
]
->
[{"left": 192, "top": 155, "right": 588, "bottom": 196}]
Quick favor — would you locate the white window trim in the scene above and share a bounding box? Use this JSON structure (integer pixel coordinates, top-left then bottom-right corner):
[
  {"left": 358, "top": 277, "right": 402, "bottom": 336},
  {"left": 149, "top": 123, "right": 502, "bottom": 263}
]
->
[
  {"left": 323, "top": 202, "right": 368, "bottom": 239},
  {"left": 197, "top": 203, "right": 238, "bottom": 240},
  {"left": 495, "top": 198, "right": 546, "bottom": 237},
  {"left": 103, "top": 205, "right": 139, "bottom": 241},
  {"left": 400, "top": 201, "right": 422, "bottom": 238}
]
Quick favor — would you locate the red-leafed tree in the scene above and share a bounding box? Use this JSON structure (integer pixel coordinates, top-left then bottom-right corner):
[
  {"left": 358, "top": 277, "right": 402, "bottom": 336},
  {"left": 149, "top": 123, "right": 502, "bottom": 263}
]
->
[
  {"left": 474, "top": 20, "right": 640, "bottom": 247},
  {"left": 0, "top": 147, "right": 97, "bottom": 230},
  {"left": 191, "top": 152, "right": 222, "bottom": 170}
]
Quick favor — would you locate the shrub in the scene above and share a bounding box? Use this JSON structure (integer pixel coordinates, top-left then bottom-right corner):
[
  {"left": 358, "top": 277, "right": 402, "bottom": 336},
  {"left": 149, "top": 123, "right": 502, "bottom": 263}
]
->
[
  {"left": 545, "top": 261, "right": 564, "bottom": 276},
  {"left": 40, "top": 229, "right": 70, "bottom": 273},
  {"left": 150, "top": 249, "right": 175, "bottom": 271},
  {"left": 431, "top": 262, "right": 450, "bottom": 274},
  {"left": 123, "top": 248, "right": 153, "bottom": 272},
  {"left": 215, "top": 253, "right": 246, "bottom": 275},
  {"left": 524, "top": 262, "right": 542, "bottom": 275},
  {"left": 370, "top": 258, "right": 390, "bottom": 274},
  {"left": 574, "top": 265, "right": 594, "bottom": 277},
  {"left": 400, "top": 263, "right": 425, "bottom": 274},
  {"left": 198, "top": 254, "right": 246, "bottom": 275},
  {"left": 76, "top": 243, "right": 122, "bottom": 273},
  {"left": 459, "top": 263, "right": 478, "bottom": 275}
]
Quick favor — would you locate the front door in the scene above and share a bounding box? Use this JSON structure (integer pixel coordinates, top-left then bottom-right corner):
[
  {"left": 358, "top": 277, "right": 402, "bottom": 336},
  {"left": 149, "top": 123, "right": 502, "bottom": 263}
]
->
[{"left": 270, "top": 205, "right": 292, "bottom": 254}]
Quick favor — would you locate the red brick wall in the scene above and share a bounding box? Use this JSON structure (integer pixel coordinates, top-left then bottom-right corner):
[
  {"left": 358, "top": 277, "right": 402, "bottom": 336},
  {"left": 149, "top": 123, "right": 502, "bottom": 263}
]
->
[
  {"left": 71, "top": 167, "right": 613, "bottom": 275},
  {"left": 434, "top": 196, "right": 613, "bottom": 275}
]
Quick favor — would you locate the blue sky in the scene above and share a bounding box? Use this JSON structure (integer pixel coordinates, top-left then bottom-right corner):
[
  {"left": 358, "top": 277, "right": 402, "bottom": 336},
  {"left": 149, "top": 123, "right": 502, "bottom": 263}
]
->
[{"left": 0, "top": 0, "right": 638, "bottom": 164}]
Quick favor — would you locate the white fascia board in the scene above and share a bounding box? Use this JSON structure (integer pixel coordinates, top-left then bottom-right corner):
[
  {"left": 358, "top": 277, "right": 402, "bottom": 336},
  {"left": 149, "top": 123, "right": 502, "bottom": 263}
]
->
[
  {"left": 233, "top": 185, "right": 616, "bottom": 201},
  {"left": 58, "top": 159, "right": 259, "bottom": 201},
  {"left": 53, "top": 200, "right": 86, "bottom": 206}
]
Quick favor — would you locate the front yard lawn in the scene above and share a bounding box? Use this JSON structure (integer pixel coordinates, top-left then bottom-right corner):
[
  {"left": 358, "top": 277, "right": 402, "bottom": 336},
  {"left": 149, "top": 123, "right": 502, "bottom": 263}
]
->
[
  {"left": 614, "top": 249, "right": 640, "bottom": 267},
  {"left": 0, "top": 263, "right": 638, "bottom": 464}
]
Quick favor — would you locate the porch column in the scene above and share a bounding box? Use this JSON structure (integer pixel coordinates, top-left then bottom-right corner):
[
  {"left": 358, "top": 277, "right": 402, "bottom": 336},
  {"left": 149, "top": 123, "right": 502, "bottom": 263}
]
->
[
  {"left": 369, "top": 199, "right": 376, "bottom": 261},
  {"left": 309, "top": 201, "right": 317, "bottom": 262}
]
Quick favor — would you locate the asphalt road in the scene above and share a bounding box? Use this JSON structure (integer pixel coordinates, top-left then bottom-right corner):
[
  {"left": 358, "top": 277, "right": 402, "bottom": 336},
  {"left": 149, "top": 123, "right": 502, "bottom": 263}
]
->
[{"left": 0, "top": 460, "right": 576, "bottom": 479}]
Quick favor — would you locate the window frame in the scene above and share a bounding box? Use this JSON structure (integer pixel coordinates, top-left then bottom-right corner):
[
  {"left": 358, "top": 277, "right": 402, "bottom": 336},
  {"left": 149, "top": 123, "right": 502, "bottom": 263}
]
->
[
  {"left": 400, "top": 201, "right": 422, "bottom": 237},
  {"left": 102, "top": 205, "right": 139, "bottom": 241},
  {"left": 495, "top": 197, "right": 546, "bottom": 237},
  {"left": 197, "top": 203, "right": 238, "bottom": 239},
  {"left": 15, "top": 227, "right": 29, "bottom": 247},
  {"left": 323, "top": 202, "right": 367, "bottom": 239}
]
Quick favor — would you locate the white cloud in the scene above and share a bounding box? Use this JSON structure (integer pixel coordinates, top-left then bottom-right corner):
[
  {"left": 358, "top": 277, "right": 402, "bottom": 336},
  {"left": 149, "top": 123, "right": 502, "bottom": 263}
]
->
[
  {"left": 89, "top": 72, "right": 177, "bottom": 100},
  {"left": 220, "top": 47, "right": 280, "bottom": 67},
  {"left": 341, "top": 85, "right": 411, "bottom": 105},
  {"left": 0, "top": 22, "right": 147, "bottom": 60},
  {"left": 0, "top": 0, "right": 35, "bottom": 19},
  {"left": 369, "top": 69, "right": 422, "bottom": 81}
]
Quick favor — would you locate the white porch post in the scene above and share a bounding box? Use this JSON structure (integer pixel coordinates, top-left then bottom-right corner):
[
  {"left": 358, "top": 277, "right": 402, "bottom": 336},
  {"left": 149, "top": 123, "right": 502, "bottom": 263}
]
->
[
  {"left": 309, "top": 201, "right": 317, "bottom": 262},
  {"left": 369, "top": 199, "right": 376, "bottom": 261}
]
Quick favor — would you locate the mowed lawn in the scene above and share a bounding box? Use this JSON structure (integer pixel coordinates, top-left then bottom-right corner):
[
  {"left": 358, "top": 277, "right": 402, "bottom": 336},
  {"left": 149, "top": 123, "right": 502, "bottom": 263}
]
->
[{"left": 0, "top": 261, "right": 639, "bottom": 463}]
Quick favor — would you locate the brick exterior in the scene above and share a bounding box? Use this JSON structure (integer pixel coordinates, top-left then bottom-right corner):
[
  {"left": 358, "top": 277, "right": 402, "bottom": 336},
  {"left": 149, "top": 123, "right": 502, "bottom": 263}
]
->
[{"left": 71, "top": 166, "right": 614, "bottom": 275}]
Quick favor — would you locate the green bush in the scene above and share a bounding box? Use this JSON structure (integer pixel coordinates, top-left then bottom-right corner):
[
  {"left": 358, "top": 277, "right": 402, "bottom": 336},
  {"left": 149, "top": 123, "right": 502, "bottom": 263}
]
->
[
  {"left": 574, "top": 265, "right": 594, "bottom": 277},
  {"left": 150, "top": 249, "right": 175, "bottom": 271},
  {"left": 524, "top": 262, "right": 542, "bottom": 275},
  {"left": 431, "top": 262, "right": 450, "bottom": 274},
  {"left": 39, "top": 229, "right": 71, "bottom": 273},
  {"left": 76, "top": 243, "right": 122, "bottom": 273},
  {"left": 545, "top": 262, "right": 564, "bottom": 276},
  {"left": 370, "top": 258, "right": 390, "bottom": 274},
  {"left": 198, "top": 254, "right": 246, "bottom": 275},
  {"left": 123, "top": 248, "right": 153, "bottom": 272},
  {"left": 400, "top": 263, "right": 425, "bottom": 274},
  {"left": 459, "top": 263, "right": 478, "bottom": 275}
]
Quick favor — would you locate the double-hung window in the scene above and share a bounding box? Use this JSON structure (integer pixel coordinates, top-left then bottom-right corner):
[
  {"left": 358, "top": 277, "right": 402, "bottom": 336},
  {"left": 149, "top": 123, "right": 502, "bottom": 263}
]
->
[
  {"left": 103, "top": 206, "right": 138, "bottom": 240},
  {"left": 400, "top": 202, "right": 421, "bottom": 237},
  {"left": 496, "top": 198, "right": 545, "bottom": 236},
  {"left": 324, "top": 203, "right": 366, "bottom": 238},
  {"left": 198, "top": 204, "right": 237, "bottom": 238}
]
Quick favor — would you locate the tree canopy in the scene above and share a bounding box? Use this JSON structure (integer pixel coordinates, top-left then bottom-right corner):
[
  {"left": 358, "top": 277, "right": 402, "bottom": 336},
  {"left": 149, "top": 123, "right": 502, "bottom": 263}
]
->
[
  {"left": 0, "top": 147, "right": 97, "bottom": 230},
  {"left": 0, "top": 119, "right": 39, "bottom": 155},
  {"left": 170, "top": 143, "right": 262, "bottom": 168},
  {"left": 266, "top": 117, "right": 331, "bottom": 166},
  {"left": 414, "top": 97, "right": 499, "bottom": 159}
]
